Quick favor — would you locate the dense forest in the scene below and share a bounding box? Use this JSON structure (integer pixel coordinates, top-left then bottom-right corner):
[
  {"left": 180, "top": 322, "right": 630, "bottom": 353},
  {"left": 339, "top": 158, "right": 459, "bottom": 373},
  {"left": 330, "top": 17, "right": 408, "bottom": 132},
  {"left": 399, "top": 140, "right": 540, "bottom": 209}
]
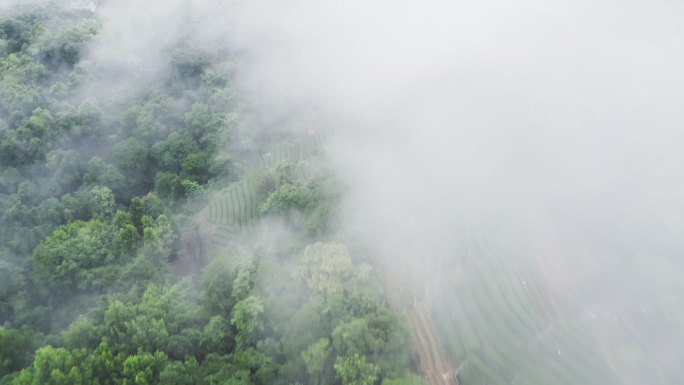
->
[
  {"left": 0, "top": 4, "right": 422, "bottom": 385},
  {"left": 7, "top": 2, "right": 681, "bottom": 385}
]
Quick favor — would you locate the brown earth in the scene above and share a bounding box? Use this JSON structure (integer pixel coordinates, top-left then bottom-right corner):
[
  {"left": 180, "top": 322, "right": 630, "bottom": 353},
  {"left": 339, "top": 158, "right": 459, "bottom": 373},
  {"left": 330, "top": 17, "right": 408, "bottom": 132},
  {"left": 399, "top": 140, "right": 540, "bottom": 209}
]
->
[
  {"left": 406, "top": 297, "right": 458, "bottom": 385},
  {"left": 380, "top": 206, "right": 458, "bottom": 385}
]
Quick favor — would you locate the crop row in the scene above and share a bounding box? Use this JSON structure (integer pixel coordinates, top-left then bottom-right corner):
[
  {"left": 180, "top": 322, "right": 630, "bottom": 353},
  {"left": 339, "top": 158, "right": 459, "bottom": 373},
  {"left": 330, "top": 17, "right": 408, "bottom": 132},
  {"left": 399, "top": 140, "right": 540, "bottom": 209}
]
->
[
  {"left": 261, "top": 135, "right": 324, "bottom": 167},
  {"left": 432, "top": 220, "right": 619, "bottom": 384},
  {"left": 206, "top": 180, "right": 258, "bottom": 227}
]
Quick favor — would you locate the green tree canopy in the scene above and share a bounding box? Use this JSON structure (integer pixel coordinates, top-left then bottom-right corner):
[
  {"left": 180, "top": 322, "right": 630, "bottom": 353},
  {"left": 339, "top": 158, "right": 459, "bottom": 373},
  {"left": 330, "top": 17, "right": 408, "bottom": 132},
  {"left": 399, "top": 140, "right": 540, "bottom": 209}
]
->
[
  {"left": 334, "top": 354, "right": 379, "bottom": 385},
  {"left": 294, "top": 242, "right": 371, "bottom": 298}
]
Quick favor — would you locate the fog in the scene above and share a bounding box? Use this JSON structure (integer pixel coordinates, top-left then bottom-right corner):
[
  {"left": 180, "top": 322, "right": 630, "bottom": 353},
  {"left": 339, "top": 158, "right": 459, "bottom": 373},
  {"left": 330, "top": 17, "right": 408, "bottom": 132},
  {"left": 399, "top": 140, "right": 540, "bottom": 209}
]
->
[
  {"left": 223, "top": 0, "right": 684, "bottom": 247},
  {"left": 220, "top": 0, "right": 684, "bottom": 383},
  {"left": 17, "top": 0, "right": 684, "bottom": 383}
]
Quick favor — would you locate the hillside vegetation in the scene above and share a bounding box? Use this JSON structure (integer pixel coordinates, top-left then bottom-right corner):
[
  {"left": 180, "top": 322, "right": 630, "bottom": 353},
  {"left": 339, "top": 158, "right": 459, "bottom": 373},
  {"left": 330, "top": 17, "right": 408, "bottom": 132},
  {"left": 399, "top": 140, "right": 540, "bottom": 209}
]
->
[{"left": 0, "top": 5, "right": 420, "bottom": 385}]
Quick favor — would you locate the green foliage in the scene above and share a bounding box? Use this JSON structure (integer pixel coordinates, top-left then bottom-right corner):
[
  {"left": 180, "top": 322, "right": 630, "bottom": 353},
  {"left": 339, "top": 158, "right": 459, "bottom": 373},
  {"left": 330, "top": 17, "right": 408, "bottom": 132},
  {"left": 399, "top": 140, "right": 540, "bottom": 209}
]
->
[
  {"left": 151, "top": 131, "right": 197, "bottom": 174},
  {"left": 158, "top": 356, "right": 202, "bottom": 385},
  {"left": 202, "top": 258, "right": 235, "bottom": 315},
  {"left": 89, "top": 186, "right": 116, "bottom": 217},
  {"left": 99, "top": 284, "right": 201, "bottom": 356},
  {"left": 332, "top": 319, "right": 373, "bottom": 356},
  {"left": 60, "top": 316, "right": 98, "bottom": 351},
  {"left": 200, "top": 316, "right": 233, "bottom": 356},
  {"left": 82, "top": 157, "right": 125, "bottom": 193},
  {"left": 259, "top": 183, "right": 308, "bottom": 215},
  {"left": 0, "top": 53, "right": 47, "bottom": 126},
  {"left": 301, "top": 338, "right": 331, "bottom": 376},
  {"left": 126, "top": 94, "right": 174, "bottom": 144},
  {"left": 231, "top": 296, "right": 265, "bottom": 350},
  {"left": 331, "top": 308, "right": 408, "bottom": 376},
  {"left": 232, "top": 260, "right": 257, "bottom": 302},
  {"left": 255, "top": 169, "right": 339, "bottom": 235},
  {"left": 0, "top": 259, "right": 24, "bottom": 323},
  {"left": 11, "top": 345, "right": 89, "bottom": 385},
  {"left": 233, "top": 348, "right": 275, "bottom": 385},
  {"left": 180, "top": 179, "right": 201, "bottom": 196},
  {"left": 121, "top": 351, "right": 168, "bottom": 385},
  {"left": 294, "top": 242, "right": 371, "bottom": 298},
  {"left": 141, "top": 214, "right": 175, "bottom": 261},
  {"left": 84, "top": 342, "right": 124, "bottom": 385},
  {"left": 129, "top": 193, "right": 167, "bottom": 230},
  {"left": 55, "top": 99, "right": 104, "bottom": 141},
  {"left": 113, "top": 210, "right": 140, "bottom": 254},
  {"left": 0, "top": 5, "right": 417, "bottom": 385},
  {"left": 153, "top": 172, "right": 184, "bottom": 200},
  {"left": 181, "top": 152, "right": 211, "bottom": 182},
  {"left": 113, "top": 139, "right": 150, "bottom": 197},
  {"left": 61, "top": 185, "right": 116, "bottom": 221},
  {"left": 380, "top": 374, "right": 428, "bottom": 385},
  {"left": 31, "top": 219, "right": 127, "bottom": 298},
  {"left": 0, "top": 15, "right": 36, "bottom": 55},
  {"left": 0, "top": 326, "right": 41, "bottom": 379},
  {"left": 169, "top": 47, "right": 210, "bottom": 80},
  {"left": 1, "top": 107, "right": 54, "bottom": 166},
  {"left": 334, "top": 354, "right": 379, "bottom": 385},
  {"left": 35, "top": 19, "right": 99, "bottom": 69}
]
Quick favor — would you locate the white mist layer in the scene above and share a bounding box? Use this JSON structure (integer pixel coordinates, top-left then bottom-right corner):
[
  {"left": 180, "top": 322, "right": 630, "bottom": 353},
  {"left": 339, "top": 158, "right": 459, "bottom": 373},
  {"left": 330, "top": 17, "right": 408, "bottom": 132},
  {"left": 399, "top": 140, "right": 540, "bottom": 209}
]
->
[
  {"left": 80, "top": 0, "right": 684, "bottom": 382},
  {"left": 223, "top": 0, "right": 684, "bottom": 383}
]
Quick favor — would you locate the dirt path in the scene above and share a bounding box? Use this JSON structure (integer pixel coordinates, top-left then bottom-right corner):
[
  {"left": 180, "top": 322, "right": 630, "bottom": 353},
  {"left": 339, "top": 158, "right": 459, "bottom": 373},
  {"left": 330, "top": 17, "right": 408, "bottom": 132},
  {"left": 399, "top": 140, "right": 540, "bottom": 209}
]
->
[
  {"left": 407, "top": 298, "right": 457, "bottom": 385},
  {"left": 381, "top": 226, "right": 457, "bottom": 384}
]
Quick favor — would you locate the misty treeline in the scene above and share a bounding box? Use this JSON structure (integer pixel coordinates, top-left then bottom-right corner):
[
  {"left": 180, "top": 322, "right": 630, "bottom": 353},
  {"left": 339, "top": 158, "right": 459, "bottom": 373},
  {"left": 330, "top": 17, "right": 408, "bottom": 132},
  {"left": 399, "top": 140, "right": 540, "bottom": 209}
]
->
[{"left": 0, "top": 4, "right": 420, "bottom": 385}]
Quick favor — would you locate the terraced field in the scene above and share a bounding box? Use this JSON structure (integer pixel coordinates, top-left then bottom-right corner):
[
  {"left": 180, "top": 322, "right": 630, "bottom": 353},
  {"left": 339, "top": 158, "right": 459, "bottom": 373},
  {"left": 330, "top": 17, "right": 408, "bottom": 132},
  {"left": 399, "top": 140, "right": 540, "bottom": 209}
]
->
[
  {"left": 194, "top": 128, "right": 682, "bottom": 385},
  {"left": 196, "top": 132, "right": 325, "bottom": 249},
  {"left": 409, "top": 207, "right": 679, "bottom": 385},
  {"left": 379, "top": 200, "right": 648, "bottom": 385}
]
